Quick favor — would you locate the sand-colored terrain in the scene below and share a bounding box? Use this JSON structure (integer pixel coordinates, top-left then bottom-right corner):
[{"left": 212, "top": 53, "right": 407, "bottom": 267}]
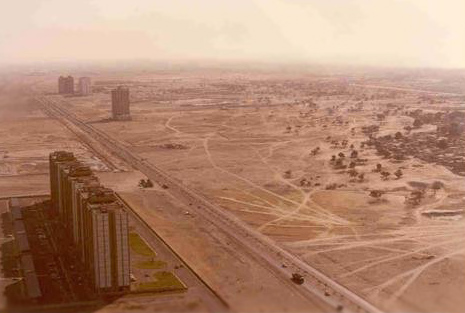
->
[
  {"left": 0, "top": 82, "right": 109, "bottom": 197},
  {"left": 2, "top": 69, "right": 465, "bottom": 312},
  {"left": 0, "top": 76, "right": 331, "bottom": 313},
  {"left": 41, "top": 70, "right": 465, "bottom": 313}
]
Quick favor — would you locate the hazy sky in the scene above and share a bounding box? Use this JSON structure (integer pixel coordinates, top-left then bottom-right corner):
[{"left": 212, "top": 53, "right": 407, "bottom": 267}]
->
[{"left": 1, "top": 0, "right": 464, "bottom": 68}]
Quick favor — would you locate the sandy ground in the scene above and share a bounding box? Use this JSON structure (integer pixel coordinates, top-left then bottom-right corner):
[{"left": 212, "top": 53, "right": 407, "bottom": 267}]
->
[
  {"left": 96, "top": 170, "right": 328, "bottom": 313},
  {"left": 39, "top": 71, "right": 465, "bottom": 313},
  {"left": 2, "top": 71, "right": 465, "bottom": 312},
  {"left": 0, "top": 77, "right": 331, "bottom": 313},
  {"left": 117, "top": 188, "right": 328, "bottom": 313},
  {"left": 0, "top": 82, "right": 108, "bottom": 197}
]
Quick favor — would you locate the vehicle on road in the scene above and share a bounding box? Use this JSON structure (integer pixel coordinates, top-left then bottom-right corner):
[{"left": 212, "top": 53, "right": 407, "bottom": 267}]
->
[{"left": 291, "top": 273, "right": 304, "bottom": 285}]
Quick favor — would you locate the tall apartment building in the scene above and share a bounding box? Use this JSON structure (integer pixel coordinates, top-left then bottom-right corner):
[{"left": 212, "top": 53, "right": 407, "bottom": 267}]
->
[
  {"left": 82, "top": 189, "right": 130, "bottom": 292},
  {"left": 72, "top": 179, "right": 100, "bottom": 250},
  {"left": 49, "top": 151, "right": 76, "bottom": 216},
  {"left": 61, "top": 164, "right": 97, "bottom": 242},
  {"left": 78, "top": 77, "right": 92, "bottom": 96},
  {"left": 76, "top": 184, "right": 102, "bottom": 260},
  {"left": 56, "top": 160, "right": 81, "bottom": 223},
  {"left": 111, "top": 86, "right": 130, "bottom": 120},
  {"left": 48, "top": 151, "right": 130, "bottom": 293},
  {"left": 58, "top": 76, "right": 74, "bottom": 94}
]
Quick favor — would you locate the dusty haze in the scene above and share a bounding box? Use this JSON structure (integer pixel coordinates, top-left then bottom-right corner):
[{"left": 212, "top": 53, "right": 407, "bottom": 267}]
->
[
  {"left": 0, "top": 0, "right": 464, "bottom": 68},
  {"left": 1, "top": 2, "right": 465, "bottom": 311}
]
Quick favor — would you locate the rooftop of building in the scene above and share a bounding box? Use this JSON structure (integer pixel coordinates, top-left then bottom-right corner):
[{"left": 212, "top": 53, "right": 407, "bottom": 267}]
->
[
  {"left": 73, "top": 176, "right": 100, "bottom": 186},
  {"left": 68, "top": 164, "right": 93, "bottom": 177},
  {"left": 78, "top": 183, "right": 103, "bottom": 193},
  {"left": 50, "top": 151, "right": 75, "bottom": 162},
  {"left": 112, "top": 86, "right": 129, "bottom": 91},
  {"left": 87, "top": 188, "right": 117, "bottom": 205},
  {"left": 10, "top": 197, "right": 20, "bottom": 208},
  {"left": 89, "top": 200, "right": 125, "bottom": 214},
  {"left": 57, "top": 160, "right": 81, "bottom": 172}
]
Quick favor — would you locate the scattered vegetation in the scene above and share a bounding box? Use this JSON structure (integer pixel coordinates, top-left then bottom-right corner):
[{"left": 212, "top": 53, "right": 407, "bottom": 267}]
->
[
  {"left": 284, "top": 170, "right": 292, "bottom": 178},
  {"left": 157, "top": 143, "right": 188, "bottom": 150},
  {"left": 380, "top": 171, "right": 391, "bottom": 180},
  {"left": 139, "top": 179, "right": 154, "bottom": 188},
  {"left": 369, "top": 190, "right": 384, "bottom": 201},
  {"left": 394, "top": 169, "right": 403, "bottom": 179},
  {"left": 406, "top": 190, "right": 425, "bottom": 206},
  {"left": 325, "top": 183, "right": 346, "bottom": 190},
  {"left": 374, "top": 163, "right": 382, "bottom": 173},
  {"left": 310, "top": 147, "right": 320, "bottom": 155},
  {"left": 431, "top": 181, "right": 444, "bottom": 195}
]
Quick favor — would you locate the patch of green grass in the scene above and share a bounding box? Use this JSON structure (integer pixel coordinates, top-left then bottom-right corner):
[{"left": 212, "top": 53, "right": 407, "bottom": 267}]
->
[
  {"left": 136, "top": 271, "right": 186, "bottom": 292},
  {"left": 136, "top": 259, "right": 167, "bottom": 269},
  {"left": 129, "top": 232, "right": 156, "bottom": 257}
]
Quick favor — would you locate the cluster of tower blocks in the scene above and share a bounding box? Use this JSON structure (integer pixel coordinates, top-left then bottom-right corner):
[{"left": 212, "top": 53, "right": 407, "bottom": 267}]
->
[
  {"left": 49, "top": 151, "right": 130, "bottom": 293},
  {"left": 57, "top": 76, "right": 130, "bottom": 120},
  {"left": 58, "top": 76, "right": 91, "bottom": 96}
]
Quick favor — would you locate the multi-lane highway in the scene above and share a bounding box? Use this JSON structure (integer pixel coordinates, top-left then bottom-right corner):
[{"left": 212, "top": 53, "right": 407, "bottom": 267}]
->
[{"left": 37, "top": 95, "right": 385, "bottom": 313}]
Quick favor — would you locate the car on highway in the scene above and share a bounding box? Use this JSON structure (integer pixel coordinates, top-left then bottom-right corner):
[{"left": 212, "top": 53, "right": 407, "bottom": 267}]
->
[{"left": 291, "top": 273, "right": 304, "bottom": 285}]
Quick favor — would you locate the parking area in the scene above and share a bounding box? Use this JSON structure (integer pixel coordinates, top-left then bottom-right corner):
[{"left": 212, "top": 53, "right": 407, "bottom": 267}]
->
[
  {"left": 4, "top": 198, "right": 98, "bottom": 308},
  {"left": 18, "top": 200, "right": 71, "bottom": 304}
]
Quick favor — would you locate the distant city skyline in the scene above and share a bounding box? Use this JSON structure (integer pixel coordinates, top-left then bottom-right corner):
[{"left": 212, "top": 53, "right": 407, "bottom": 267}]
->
[{"left": 0, "top": 0, "right": 464, "bottom": 68}]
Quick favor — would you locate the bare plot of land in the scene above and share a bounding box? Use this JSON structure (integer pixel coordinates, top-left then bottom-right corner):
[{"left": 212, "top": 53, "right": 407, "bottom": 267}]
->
[{"left": 53, "top": 72, "right": 465, "bottom": 312}]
